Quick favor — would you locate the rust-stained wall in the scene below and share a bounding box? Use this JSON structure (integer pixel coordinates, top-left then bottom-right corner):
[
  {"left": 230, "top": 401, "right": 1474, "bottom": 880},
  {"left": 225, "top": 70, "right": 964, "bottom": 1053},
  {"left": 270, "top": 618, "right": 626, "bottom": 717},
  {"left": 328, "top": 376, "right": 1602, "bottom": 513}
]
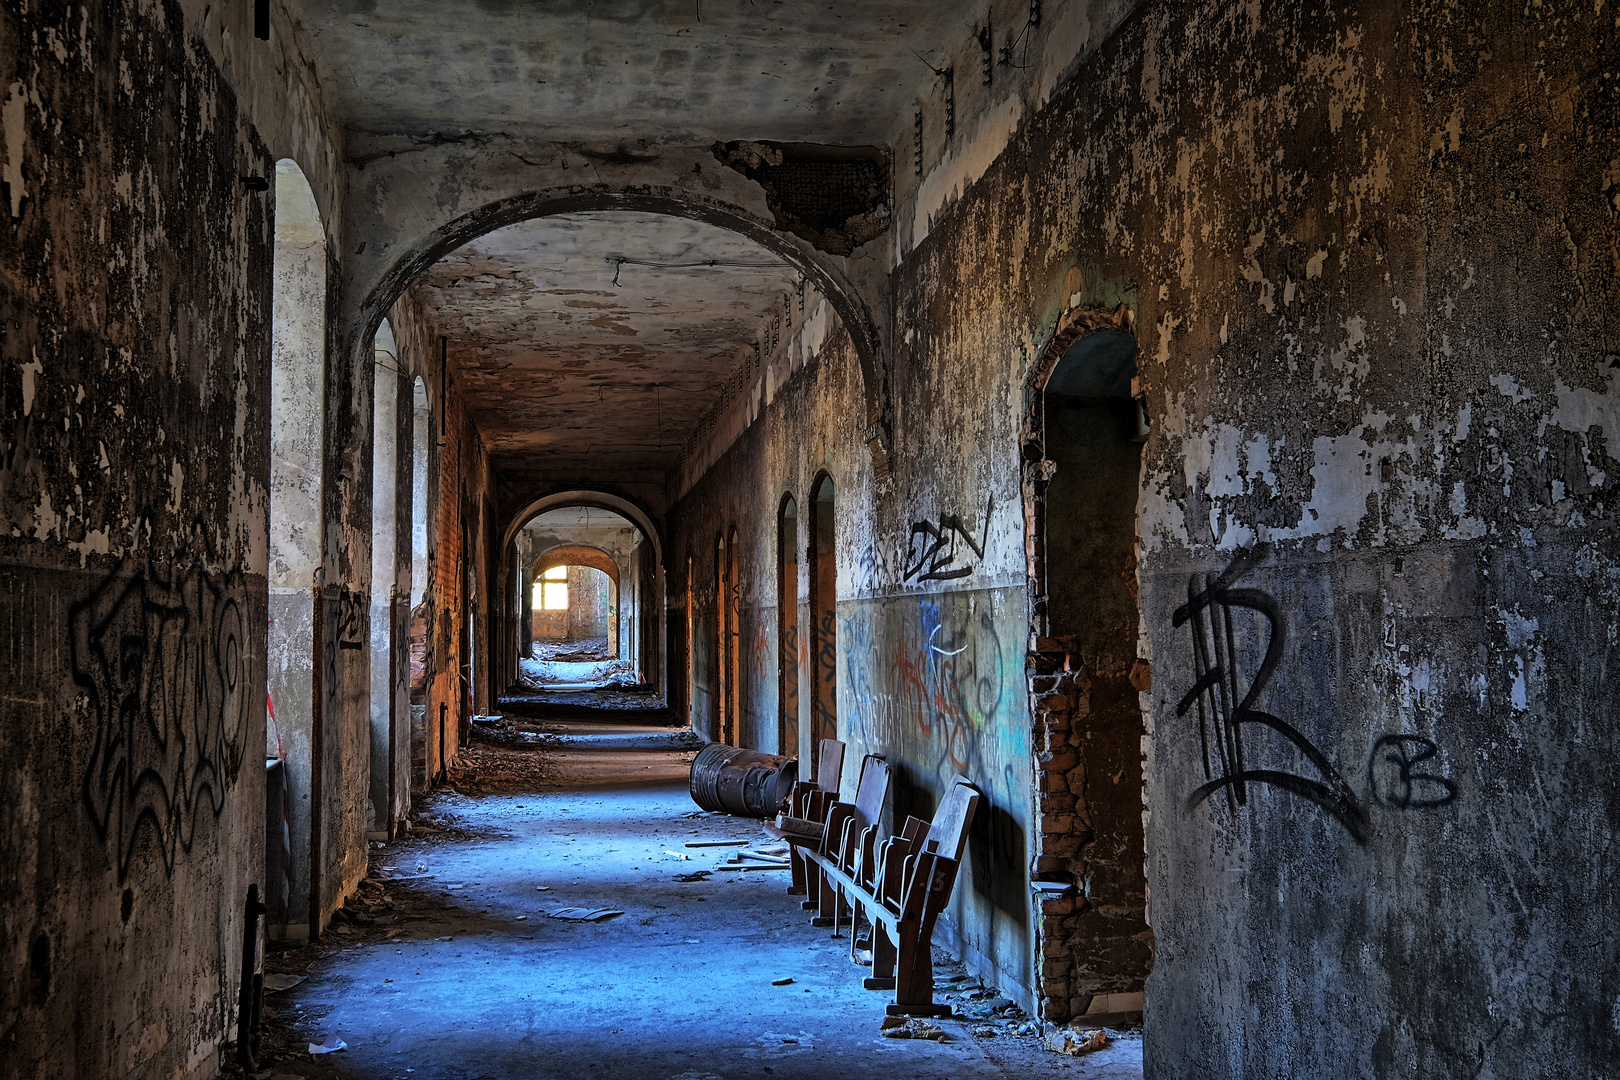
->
[{"left": 0, "top": 0, "right": 275, "bottom": 1074}]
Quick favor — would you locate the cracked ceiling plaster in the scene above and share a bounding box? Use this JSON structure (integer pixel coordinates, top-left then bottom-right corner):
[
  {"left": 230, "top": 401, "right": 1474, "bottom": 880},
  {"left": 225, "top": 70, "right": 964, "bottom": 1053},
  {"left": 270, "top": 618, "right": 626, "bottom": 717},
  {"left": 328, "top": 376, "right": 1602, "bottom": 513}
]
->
[
  {"left": 415, "top": 211, "right": 803, "bottom": 472},
  {"left": 284, "top": 1, "right": 970, "bottom": 144}
]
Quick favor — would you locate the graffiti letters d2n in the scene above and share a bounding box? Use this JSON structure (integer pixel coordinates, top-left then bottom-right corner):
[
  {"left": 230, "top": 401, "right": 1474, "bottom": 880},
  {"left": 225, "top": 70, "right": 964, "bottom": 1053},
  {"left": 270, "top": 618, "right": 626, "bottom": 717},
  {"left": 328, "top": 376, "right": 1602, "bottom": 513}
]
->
[
  {"left": 1172, "top": 548, "right": 1369, "bottom": 844},
  {"left": 904, "top": 495, "right": 993, "bottom": 583}
]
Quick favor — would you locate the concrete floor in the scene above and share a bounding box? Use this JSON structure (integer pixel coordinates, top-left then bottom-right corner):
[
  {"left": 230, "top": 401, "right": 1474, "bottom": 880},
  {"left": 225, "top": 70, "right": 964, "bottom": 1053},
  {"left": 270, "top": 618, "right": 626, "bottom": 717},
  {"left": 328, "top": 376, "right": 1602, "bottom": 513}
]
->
[{"left": 257, "top": 722, "right": 1143, "bottom": 1080}]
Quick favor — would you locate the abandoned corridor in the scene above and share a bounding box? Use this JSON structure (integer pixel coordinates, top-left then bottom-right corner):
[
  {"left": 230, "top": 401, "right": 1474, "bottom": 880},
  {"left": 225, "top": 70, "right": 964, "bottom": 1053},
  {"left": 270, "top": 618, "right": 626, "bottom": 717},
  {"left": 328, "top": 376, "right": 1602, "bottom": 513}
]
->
[
  {"left": 3, "top": 1, "right": 1618, "bottom": 1079},
  {"left": 258, "top": 721, "right": 1143, "bottom": 1079}
]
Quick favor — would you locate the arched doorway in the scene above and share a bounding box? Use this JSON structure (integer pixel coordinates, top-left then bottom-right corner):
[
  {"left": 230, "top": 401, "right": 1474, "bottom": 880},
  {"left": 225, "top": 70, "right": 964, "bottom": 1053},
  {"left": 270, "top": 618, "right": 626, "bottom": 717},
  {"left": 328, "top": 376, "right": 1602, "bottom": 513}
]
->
[
  {"left": 500, "top": 491, "right": 666, "bottom": 698},
  {"left": 511, "top": 505, "right": 655, "bottom": 691},
  {"left": 778, "top": 494, "right": 800, "bottom": 758},
  {"left": 266, "top": 157, "right": 326, "bottom": 941},
  {"left": 1024, "top": 296, "right": 1152, "bottom": 1025},
  {"left": 809, "top": 474, "right": 837, "bottom": 769},
  {"left": 715, "top": 533, "right": 731, "bottom": 744},
  {"left": 727, "top": 526, "right": 742, "bottom": 747}
]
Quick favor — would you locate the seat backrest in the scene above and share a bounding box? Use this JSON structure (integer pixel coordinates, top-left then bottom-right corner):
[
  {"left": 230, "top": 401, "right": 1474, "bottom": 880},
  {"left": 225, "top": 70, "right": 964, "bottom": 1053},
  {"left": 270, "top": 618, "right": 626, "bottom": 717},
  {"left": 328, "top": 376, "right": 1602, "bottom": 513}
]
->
[
  {"left": 851, "top": 755, "right": 890, "bottom": 832},
  {"left": 816, "top": 738, "right": 846, "bottom": 794},
  {"left": 924, "top": 778, "right": 981, "bottom": 863}
]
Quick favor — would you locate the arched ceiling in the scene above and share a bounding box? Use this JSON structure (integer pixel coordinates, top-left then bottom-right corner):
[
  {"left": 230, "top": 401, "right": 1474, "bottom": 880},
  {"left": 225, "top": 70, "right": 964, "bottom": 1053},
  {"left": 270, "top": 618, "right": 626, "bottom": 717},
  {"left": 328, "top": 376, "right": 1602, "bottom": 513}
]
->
[{"left": 415, "top": 211, "right": 802, "bottom": 473}]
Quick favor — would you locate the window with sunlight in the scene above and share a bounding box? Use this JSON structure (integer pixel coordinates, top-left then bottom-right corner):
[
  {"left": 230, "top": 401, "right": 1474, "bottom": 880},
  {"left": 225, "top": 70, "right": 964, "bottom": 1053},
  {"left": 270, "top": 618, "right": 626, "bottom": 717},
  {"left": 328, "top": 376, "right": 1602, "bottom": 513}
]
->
[{"left": 535, "top": 565, "right": 569, "bottom": 610}]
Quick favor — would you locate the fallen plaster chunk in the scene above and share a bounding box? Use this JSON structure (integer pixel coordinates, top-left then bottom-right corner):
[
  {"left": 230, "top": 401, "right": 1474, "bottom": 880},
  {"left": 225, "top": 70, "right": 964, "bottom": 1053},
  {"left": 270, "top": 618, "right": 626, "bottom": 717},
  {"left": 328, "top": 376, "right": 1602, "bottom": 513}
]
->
[{"left": 1046, "top": 1026, "right": 1108, "bottom": 1056}]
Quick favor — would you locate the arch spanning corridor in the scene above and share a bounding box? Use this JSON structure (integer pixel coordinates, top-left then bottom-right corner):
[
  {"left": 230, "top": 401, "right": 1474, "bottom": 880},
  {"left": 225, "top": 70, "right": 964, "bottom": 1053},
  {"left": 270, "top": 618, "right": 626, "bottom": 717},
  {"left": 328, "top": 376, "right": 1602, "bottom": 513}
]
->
[{"left": 6, "top": 4, "right": 1620, "bottom": 1080}]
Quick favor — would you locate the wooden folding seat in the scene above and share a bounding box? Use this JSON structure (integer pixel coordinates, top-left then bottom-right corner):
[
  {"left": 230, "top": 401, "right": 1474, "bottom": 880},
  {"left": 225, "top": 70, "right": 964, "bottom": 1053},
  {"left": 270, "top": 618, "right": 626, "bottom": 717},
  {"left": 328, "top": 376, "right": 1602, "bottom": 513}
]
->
[
  {"left": 764, "top": 738, "right": 844, "bottom": 899},
  {"left": 815, "top": 777, "right": 981, "bottom": 1017},
  {"left": 809, "top": 754, "right": 891, "bottom": 930}
]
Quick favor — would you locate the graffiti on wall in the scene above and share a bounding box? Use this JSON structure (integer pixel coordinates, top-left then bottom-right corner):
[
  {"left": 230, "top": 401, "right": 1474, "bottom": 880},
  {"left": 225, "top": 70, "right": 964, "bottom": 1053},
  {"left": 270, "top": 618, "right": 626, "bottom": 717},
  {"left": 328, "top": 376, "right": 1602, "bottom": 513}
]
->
[
  {"left": 1173, "top": 548, "right": 1370, "bottom": 843},
  {"left": 72, "top": 558, "right": 252, "bottom": 882},
  {"left": 841, "top": 594, "right": 1028, "bottom": 918},
  {"left": 337, "top": 587, "right": 365, "bottom": 650},
  {"left": 903, "top": 496, "right": 994, "bottom": 583},
  {"left": 1174, "top": 547, "right": 1458, "bottom": 843},
  {"left": 1368, "top": 735, "right": 1456, "bottom": 809}
]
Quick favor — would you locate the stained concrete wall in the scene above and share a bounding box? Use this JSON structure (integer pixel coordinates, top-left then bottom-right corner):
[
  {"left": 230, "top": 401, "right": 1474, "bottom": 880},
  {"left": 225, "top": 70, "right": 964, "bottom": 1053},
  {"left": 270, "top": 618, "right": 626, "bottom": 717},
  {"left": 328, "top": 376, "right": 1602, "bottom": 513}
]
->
[
  {"left": 0, "top": 0, "right": 278, "bottom": 1073},
  {"left": 665, "top": 1, "right": 1620, "bottom": 1070}
]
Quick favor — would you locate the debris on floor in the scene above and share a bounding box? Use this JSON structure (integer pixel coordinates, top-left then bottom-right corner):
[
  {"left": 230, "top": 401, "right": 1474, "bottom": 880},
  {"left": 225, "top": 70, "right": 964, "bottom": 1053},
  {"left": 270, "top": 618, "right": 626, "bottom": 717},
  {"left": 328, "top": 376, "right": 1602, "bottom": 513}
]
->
[
  {"left": 547, "top": 907, "right": 624, "bottom": 921},
  {"left": 772, "top": 977, "right": 795, "bottom": 986},
  {"left": 261, "top": 974, "right": 305, "bottom": 993},
  {"left": 1046, "top": 1025, "right": 1109, "bottom": 1056},
  {"left": 675, "top": 870, "right": 713, "bottom": 882},
  {"left": 881, "top": 1018, "right": 947, "bottom": 1041},
  {"left": 307, "top": 1034, "right": 347, "bottom": 1055}
]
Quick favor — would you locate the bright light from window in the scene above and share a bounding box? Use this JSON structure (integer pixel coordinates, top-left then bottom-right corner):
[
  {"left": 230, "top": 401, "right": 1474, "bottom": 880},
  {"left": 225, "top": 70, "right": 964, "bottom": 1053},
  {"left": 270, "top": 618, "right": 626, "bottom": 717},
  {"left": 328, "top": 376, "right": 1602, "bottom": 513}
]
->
[
  {"left": 531, "top": 583, "right": 544, "bottom": 608},
  {"left": 542, "top": 582, "right": 569, "bottom": 610},
  {"left": 544, "top": 566, "right": 566, "bottom": 580}
]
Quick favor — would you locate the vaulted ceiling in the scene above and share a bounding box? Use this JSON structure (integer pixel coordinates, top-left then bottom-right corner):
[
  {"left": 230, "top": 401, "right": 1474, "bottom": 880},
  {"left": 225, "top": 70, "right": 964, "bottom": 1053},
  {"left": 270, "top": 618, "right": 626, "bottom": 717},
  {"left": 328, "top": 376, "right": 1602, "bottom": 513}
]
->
[{"left": 414, "top": 211, "right": 801, "bottom": 473}]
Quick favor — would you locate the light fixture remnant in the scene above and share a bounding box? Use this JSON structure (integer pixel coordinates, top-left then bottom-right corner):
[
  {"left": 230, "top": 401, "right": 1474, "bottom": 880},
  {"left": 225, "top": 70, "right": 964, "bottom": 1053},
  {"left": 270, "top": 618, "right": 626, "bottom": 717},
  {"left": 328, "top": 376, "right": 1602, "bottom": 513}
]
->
[{"left": 978, "top": 23, "right": 994, "bottom": 86}]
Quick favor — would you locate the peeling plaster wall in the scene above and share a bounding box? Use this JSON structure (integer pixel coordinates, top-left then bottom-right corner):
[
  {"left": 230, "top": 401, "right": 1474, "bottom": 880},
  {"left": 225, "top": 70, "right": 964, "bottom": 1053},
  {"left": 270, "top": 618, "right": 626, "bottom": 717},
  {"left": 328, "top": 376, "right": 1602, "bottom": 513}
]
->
[
  {"left": 0, "top": 1, "right": 274, "bottom": 1075},
  {"left": 1100, "top": 4, "right": 1619, "bottom": 1075},
  {"left": 668, "top": 296, "right": 1038, "bottom": 1003},
  {"left": 667, "top": 0, "right": 1619, "bottom": 1070}
]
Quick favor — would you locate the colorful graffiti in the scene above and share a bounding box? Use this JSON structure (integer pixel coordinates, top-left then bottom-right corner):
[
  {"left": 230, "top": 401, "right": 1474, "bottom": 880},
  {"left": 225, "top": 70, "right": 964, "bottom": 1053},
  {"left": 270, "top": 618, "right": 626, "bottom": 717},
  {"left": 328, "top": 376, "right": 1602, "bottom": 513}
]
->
[{"left": 841, "top": 590, "right": 1025, "bottom": 804}]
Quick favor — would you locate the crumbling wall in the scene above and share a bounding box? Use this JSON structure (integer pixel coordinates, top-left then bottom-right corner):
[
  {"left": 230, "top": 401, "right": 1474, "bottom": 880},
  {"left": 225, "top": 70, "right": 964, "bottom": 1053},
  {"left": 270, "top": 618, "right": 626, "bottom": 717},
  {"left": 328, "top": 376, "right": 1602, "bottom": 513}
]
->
[
  {"left": 0, "top": 1, "right": 276, "bottom": 1074},
  {"left": 667, "top": 2, "right": 1620, "bottom": 1068},
  {"left": 901, "top": 0, "right": 1620, "bottom": 1071}
]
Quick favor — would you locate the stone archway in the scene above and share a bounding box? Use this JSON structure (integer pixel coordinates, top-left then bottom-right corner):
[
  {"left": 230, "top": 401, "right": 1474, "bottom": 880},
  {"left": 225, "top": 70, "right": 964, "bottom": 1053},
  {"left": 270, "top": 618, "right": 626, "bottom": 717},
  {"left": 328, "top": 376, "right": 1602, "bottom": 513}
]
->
[
  {"left": 347, "top": 186, "right": 892, "bottom": 473},
  {"left": 504, "top": 493, "right": 665, "bottom": 696}
]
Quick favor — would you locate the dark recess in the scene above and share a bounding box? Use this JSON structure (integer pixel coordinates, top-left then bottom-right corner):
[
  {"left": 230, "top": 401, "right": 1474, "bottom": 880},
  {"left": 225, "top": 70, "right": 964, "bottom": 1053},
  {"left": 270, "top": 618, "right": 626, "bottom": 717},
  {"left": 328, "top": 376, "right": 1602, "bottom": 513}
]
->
[{"left": 713, "top": 140, "right": 891, "bottom": 257}]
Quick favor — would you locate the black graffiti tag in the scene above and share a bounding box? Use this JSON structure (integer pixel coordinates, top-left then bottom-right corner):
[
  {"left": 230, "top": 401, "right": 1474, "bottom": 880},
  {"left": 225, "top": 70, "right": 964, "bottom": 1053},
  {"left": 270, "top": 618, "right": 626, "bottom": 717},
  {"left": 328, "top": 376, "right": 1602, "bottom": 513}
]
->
[
  {"left": 1173, "top": 547, "right": 1369, "bottom": 844},
  {"left": 1368, "top": 735, "right": 1456, "bottom": 809},
  {"left": 904, "top": 495, "right": 993, "bottom": 582},
  {"left": 71, "top": 558, "right": 251, "bottom": 883}
]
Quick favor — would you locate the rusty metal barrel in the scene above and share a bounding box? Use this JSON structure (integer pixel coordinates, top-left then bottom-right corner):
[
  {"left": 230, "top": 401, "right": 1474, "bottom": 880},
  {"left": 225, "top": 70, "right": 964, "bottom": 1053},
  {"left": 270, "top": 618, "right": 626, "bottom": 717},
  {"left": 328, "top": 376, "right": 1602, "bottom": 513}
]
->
[{"left": 688, "top": 743, "right": 799, "bottom": 817}]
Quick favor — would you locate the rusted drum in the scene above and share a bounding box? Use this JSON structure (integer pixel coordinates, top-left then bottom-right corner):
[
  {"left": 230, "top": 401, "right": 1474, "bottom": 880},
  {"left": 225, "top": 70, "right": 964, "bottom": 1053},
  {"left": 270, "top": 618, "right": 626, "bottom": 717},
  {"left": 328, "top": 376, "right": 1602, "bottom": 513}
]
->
[{"left": 688, "top": 743, "right": 799, "bottom": 817}]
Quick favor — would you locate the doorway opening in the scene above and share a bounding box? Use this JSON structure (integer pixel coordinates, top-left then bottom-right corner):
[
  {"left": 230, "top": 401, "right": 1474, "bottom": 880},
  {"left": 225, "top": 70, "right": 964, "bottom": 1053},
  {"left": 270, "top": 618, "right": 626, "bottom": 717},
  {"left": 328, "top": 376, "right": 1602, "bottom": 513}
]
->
[
  {"left": 808, "top": 474, "right": 837, "bottom": 773},
  {"left": 777, "top": 494, "right": 800, "bottom": 759},
  {"left": 1024, "top": 299, "right": 1152, "bottom": 1025},
  {"left": 266, "top": 158, "right": 327, "bottom": 941},
  {"left": 727, "top": 526, "right": 743, "bottom": 747},
  {"left": 511, "top": 505, "right": 654, "bottom": 694},
  {"left": 714, "top": 533, "right": 732, "bottom": 744}
]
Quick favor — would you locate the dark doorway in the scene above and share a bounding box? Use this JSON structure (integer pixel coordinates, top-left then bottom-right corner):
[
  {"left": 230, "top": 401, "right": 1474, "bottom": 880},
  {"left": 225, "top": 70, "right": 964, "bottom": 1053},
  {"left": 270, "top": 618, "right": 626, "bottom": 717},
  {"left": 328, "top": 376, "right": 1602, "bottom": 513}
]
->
[
  {"left": 778, "top": 495, "right": 800, "bottom": 758},
  {"left": 1035, "top": 325, "right": 1153, "bottom": 1021},
  {"left": 809, "top": 474, "right": 837, "bottom": 769}
]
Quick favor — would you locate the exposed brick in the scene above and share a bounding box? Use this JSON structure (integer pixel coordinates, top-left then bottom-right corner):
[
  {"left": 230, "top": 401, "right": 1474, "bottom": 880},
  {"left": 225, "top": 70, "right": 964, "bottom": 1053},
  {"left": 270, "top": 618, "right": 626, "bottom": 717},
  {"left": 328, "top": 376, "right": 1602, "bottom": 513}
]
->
[
  {"left": 1038, "top": 749, "right": 1079, "bottom": 772},
  {"left": 1041, "top": 895, "right": 1077, "bottom": 917}
]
